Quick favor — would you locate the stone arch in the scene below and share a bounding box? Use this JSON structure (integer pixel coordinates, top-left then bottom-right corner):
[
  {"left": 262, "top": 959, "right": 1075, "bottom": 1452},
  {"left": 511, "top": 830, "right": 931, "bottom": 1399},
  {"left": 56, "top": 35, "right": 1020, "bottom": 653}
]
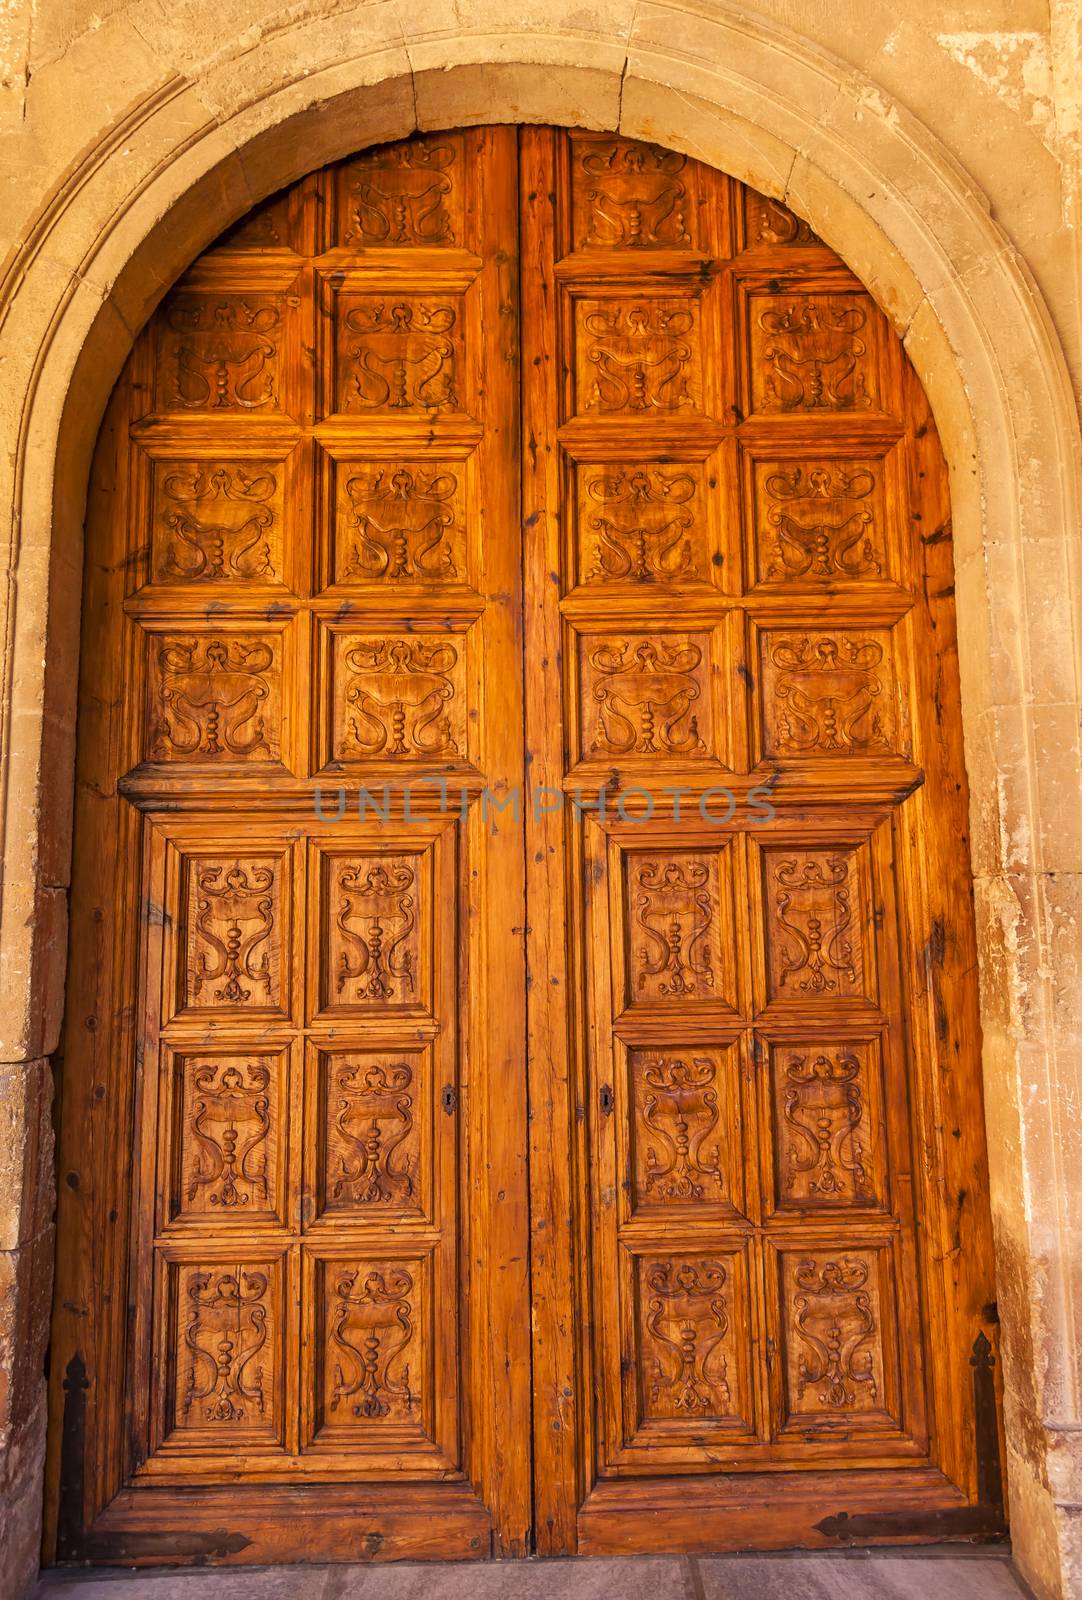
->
[{"left": 1, "top": 8, "right": 1078, "bottom": 1598}]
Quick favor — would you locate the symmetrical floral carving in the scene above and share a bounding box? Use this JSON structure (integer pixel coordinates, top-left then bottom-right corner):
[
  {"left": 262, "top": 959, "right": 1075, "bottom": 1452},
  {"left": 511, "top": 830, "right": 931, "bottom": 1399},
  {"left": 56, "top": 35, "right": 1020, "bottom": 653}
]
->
[
  {"left": 584, "top": 635, "right": 708, "bottom": 757},
  {"left": 176, "top": 1266, "right": 273, "bottom": 1431},
  {"left": 572, "top": 138, "right": 693, "bottom": 248},
  {"left": 182, "top": 857, "right": 283, "bottom": 1013},
  {"left": 629, "top": 857, "right": 720, "bottom": 1003},
  {"left": 765, "top": 850, "right": 866, "bottom": 1002},
  {"left": 158, "top": 295, "right": 286, "bottom": 412},
  {"left": 762, "top": 631, "right": 895, "bottom": 756},
  {"left": 175, "top": 1055, "right": 277, "bottom": 1217},
  {"left": 151, "top": 462, "right": 281, "bottom": 584},
  {"left": 326, "top": 856, "right": 422, "bottom": 1009},
  {"left": 639, "top": 1258, "right": 735, "bottom": 1419},
  {"left": 632, "top": 1054, "right": 724, "bottom": 1204},
  {"left": 751, "top": 295, "right": 876, "bottom": 411},
  {"left": 327, "top": 1264, "right": 418, "bottom": 1422},
  {"left": 336, "top": 465, "right": 463, "bottom": 584},
  {"left": 787, "top": 1256, "right": 881, "bottom": 1414},
  {"left": 755, "top": 464, "right": 883, "bottom": 583},
  {"left": 776, "top": 1047, "right": 875, "bottom": 1205},
  {"left": 148, "top": 633, "right": 281, "bottom": 763},
  {"left": 577, "top": 301, "right": 700, "bottom": 413},
  {"left": 578, "top": 466, "right": 708, "bottom": 584},
  {"left": 338, "top": 299, "right": 461, "bottom": 412},
  {"left": 335, "top": 636, "right": 463, "bottom": 761},
  {"left": 745, "top": 192, "right": 820, "bottom": 247},
  {"left": 324, "top": 1056, "right": 418, "bottom": 1209},
  {"left": 338, "top": 138, "right": 462, "bottom": 246}
]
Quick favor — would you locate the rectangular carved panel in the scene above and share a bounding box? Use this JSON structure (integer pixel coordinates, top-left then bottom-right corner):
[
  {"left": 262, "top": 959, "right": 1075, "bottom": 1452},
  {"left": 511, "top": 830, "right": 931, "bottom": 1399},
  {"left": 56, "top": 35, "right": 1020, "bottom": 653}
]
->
[
  {"left": 757, "top": 627, "right": 903, "bottom": 760},
  {"left": 745, "top": 290, "right": 882, "bottom": 414},
  {"left": 332, "top": 133, "right": 468, "bottom": 248},
  {"left": 758, "top": 843, "right": 876, "bottom": 1010},
  {"left": 572, "top": 462, "right": 724, "bottom": 590},
  {"left": 774, "top": 1244, "right": 901, "bottom": 1433},
  {"left": 572, "top": 295, "right": 706, "bottom": 417},
  {"left": 747, "top": 457, "right": 895, "bottom": 590},
  {"left": 142, "top": 453, "right": 294, "bottom": 591},
  {"left": 323, "top": 628, "right": 470, "bottom": 768},
  {"left": 765, "top": 1036, "right": 886, "bottom": 1213},
  {"left": 325, "top": 457, "right": 469, "bottom": 590},
  {"left": 632, "top": 1247, "right": 754, "bottom": 1434},
  {"left": 162, "top": 1046, "right": 291, "bottom": 1228},
  {"left": 568, "top": 134, "right": 708, "bottom": 252},
  {"left": 142, "top": 624, "right": 291, "bottom": 769},
  {"left": 330, "top": 290, "right": 469, "bottom": 417},
  {"left": 152, "top": 288, "right": 299, "bottom": 418},
  {"left": 621, "top": 845, "right": 740, "bottom": 1015},
  {"left": 576, "top": 629, "right": 717, "bottom": 764},
  {"left": 311, "top": 847, "right": 432, "bottom": 1022},
  {"left": 626, "top": 1042, "right": 746, "bottom": 1218},
  {"left": 312, "top": 1044, "right": 429, "bottom": 1222},
  {"left": 171, "top": 848, "right": 293, "bottom": 1023},
  {"left": 155, "top": 1252, "right": 286, "bottom": 1452}
]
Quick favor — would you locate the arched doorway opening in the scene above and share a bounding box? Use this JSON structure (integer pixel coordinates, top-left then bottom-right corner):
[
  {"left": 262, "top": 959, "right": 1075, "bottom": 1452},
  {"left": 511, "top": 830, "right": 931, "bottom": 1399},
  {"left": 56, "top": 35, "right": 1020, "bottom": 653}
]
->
[{"left": 44, "top": 126, "right": 1000, "bottom": 1566}]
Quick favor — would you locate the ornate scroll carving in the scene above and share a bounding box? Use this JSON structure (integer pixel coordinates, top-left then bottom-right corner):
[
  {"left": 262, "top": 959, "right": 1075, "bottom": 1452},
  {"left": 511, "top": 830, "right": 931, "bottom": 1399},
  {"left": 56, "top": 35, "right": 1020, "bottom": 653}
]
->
[
  {"left": 327, "top": 1265, "right": 418, "bottom": 1421},
  {"left": 632, "top": 1054, "right": 724, "bottom": 1204},
  {"left": 338, "top": 299, "right": 461, "bottom": 413},
  {"left": 176, "top": 1266, "right": 272, "bottom": 1431},
  {"left": 182, "top": 857, "right": 283, "bottom": 1013},
  {"left": 745, "top": 192, "right": 820, "bottom": 247},
  {"left": 762, "top": 631, "right": 895, "bottom": 756},
  {"left": 176, "top": 1056, "right": 276, "bottom": 1217},
  {"left": 339, "top": 138, "right": 461, "bottom": 246},
  {"left": 336, "top": 465, "right": 463, "bottom": 584},
  {"left": 630, "top": 857, "right": 719, "bottom": 1003},
  {"left": 325, "top": 1057, "right": 418, "bottom": 1209},
  {"left": 577, "top": 301, "right": 700, "bottom": 413},
  {"left": 584, "top": 636, "right": 708, "bottom": 757},
  {"left": 640, "top": 1259, "right": 734, "bottom": 1419},
  {"left": 152, "top": 463, "right": 281, "bottom": 584},
  {"left": 765, "top": 850, "right": 867, "bottom": 1002},
  {"left": 336, "top": 636, "right": 463, "bottom": 761},
  {"left": 756, "top": 464, "right": 883, "bottom": 583},
  {"left": 158, "top": 295, "right": 286, "bottom": 412},
  {"left": 777, "top": 1048, "right": 875, "bottom": 1205},
  {"left": 752, "top": 296, "right": 875, "bottom": 411},
  {"left": 788, "top": 1256, "right": 882, "bottom": 1414},
  {"left": 148, "top": 634, "right": 281, "bottom": 763},
  {"left": 572, "top": 138, "right": 692, "bottom": 248},
  {"left": 328, "top": 857, "right": 421, "bottom": 1008},
  {"left": 578, "top": 466, "right": 707, "bottom": 584}
]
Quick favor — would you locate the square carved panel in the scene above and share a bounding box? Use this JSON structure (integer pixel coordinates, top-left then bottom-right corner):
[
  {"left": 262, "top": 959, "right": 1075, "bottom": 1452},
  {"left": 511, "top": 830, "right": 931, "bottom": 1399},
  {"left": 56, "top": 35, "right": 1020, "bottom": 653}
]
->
[
  {"left": 757, "top": 843, "right": 877, "bottom": 1010},
  {"left": 747, "top": 456, "right": 897, "bottom": 590},
  {"left": 311, "top": 847, "right": 433, "bottom": 1022},
  {"left": 332, "top": 133, "right": 468, "bottom": 248},
  {"left": 576, "top": 629, "right": 718, "bottom": 765},
  {"left": 572, "top": 461, "right": 725, "bottom": 591},
  {"left": 756, "top": 627, "right": 904, "bottom": 761},
  {"left": 141, "top": 450, "right": 297, "bottom": 593},
  {"left": 311, "top": 1044, "right": 430, "bottom": 1222},
  {"left": 171, "top": 847, "right": 294, "bottom": 1023},
  {"left": 630, "top": 1246, "right": 754, "bottom": 1435},
  {"left": 765, "top": 1036, "right": 887, "bottom": 1213},
  {"left": 152, "top": 288, "right": 300, "bottom": 419},
  {"left": 162, "top": 1045, "right": 292, "bottom": 1229},
  {"left": 625, "top": 1041, "right": 746, "bottom": 1218},
  {"left": 155, "top": 1251, "right": 287, "bottom": 1452},
  {"left": 745, "top": 290, "right": 884, "bottom": 414},
  {"left": 330, "top": 289, "right": 469, "bottom": 417},
  {"left": 571, "top": 295, "right": 706, "bottom": 417},
  {"left": 568, "top": 134, "right": 709, "bottom": 252},
  {"left": 323, "top": 628, "right": 470, "bottom": 768},
  {"left": 324, "top": 456, "right": 470, "bottom": 591},
  {"left": 621, "top": 845, "right": 740, "bottom": 1015},
  {"left": 142, "top": 623, "right": 292, "bottom": 769}
]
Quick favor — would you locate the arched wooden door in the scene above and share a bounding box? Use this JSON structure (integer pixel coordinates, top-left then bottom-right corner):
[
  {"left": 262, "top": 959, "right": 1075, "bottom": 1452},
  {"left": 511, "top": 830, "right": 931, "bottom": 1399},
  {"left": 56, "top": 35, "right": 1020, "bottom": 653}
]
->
[{"left": 46, "top": 126, "right": 1002, "bottom": 1566}]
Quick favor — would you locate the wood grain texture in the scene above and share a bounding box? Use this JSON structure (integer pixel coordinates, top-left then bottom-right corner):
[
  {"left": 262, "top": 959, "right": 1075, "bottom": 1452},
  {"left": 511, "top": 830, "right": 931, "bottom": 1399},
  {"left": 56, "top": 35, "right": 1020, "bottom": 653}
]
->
[{"left": 45, "top": 127, "right": 999, "bottom": 1566}]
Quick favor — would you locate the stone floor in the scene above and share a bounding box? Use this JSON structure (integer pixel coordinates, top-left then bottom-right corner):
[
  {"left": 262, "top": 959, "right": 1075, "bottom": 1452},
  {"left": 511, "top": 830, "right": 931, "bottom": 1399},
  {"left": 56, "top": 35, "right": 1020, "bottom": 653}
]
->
[{"left": 34, "top": 1550, "right": 1031, "bottom": 1600}]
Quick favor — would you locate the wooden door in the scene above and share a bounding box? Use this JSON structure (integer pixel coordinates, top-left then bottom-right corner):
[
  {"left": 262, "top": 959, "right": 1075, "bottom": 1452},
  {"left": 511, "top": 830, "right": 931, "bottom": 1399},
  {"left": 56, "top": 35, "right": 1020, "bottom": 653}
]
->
[
  {"left": 47, "top": 125, "right": 1000, "bottom": 1568},
  {"left": 519, "top": 129, "right": 1002, "bottom": 1555}
]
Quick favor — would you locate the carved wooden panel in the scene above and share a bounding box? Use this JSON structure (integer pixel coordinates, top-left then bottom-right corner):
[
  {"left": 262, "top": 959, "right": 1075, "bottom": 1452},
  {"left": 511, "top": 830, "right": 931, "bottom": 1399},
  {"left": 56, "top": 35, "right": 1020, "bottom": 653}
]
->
[
  {"left": 142, "top": 624, "right": 291, "bottom": 769},
  {"left": 626, "top": 1043, "right": 745, "bottom": 1216},
  {"left": 775, "top": 1245, "right": 900, "bottom": 1433},
  {"left": 747, "top": 457, "right": 895, "bottom": 590},
  {"left": 324, "top": 628, "right": 470, "bottom": 768},
  {"left": 577, "top": 630, "right": 717, "bottom": 763},
  {"left": 631, "top": 1248, "right": 753, "bottom": 1433},
  {"left": 334, "top": 134, "right": 467, "bottom": 248},
  {"left": 746, "top": 290, "right": 882, "bottom": 413},
  {"left": 325, "top": 456, "right": 469, "bottom": 590},
  {"left": 156, "top": 1252, "right": 286, "bottom": 1451},
  {"left": 141, "top": 452, "right": 296, "bottom": 591},
  {"left": 163, "top": 1047, "right": 290, "bottom": 1228},
  {"left": 313, "top": 1045, "right": 428, "bottom": 1221},
  {"left": 742, "top": 191, "right": 821, "bottom": 249},
  {"left": 765, "top": 1037, "right": 886, "bottom": 1212},
  {"left": 572, "top": 296, "right": 705, "bottom": 416},
  {"left": 152, "top": 288, "right": 299, "bottom": 418},
  {"left": 621, "top": 846, "right": 739, "bottom": 1014},
  {"left": 568, "top": 134, "right": 707, "bottom": 251},
  {"left": 758, "top": 844, "right": 876, "bottom": 1009},
  {"left": 172, "top": 848, "right": 292, "bottom": 1022},
  {"left": 331, "top": 289, "right": 468, "bottom": 416},
  {"left": 757, "top": 628, "right": 902, "bottom": 760},
  {"left": 311, "top": 848, "right": 431, "bottom": 1021},
  {"left": 572, "top": 462, "right": 723, "bottom": 590}
]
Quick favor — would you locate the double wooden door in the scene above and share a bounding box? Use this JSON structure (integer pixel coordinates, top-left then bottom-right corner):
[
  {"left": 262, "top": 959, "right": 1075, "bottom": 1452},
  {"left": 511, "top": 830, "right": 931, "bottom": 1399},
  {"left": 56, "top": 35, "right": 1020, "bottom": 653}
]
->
[{"left": 47, "top": 126, "right": 1001, "bottom": 1565}]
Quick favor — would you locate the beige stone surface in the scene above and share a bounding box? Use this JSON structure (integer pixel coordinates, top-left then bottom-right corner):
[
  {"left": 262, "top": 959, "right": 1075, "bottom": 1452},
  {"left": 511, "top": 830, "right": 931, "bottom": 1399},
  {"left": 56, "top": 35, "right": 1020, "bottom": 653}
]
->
[{"left": 0, "top": 4, "right": 1078, "bottom": 1599}]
